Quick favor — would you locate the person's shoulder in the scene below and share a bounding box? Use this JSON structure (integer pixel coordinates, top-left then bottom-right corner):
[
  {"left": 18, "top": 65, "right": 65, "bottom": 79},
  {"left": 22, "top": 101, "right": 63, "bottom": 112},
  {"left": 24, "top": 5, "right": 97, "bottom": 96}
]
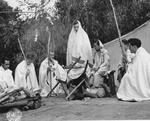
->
[
  {"left": 16, "top": 60, "right": 26, "bottom": 69},
  {"left": 53, "top": 59, "right": 58, "bottom": 63},
  {"left": 6, "top": 69, "right": 12, "bottom": 74},
  {"left": 102, "top": 48, "right": 109, "bottom": 54},
  {"left": 0, "top": 66, "right": 3, "bottom": 71},
  {"left": 41, "top": 58, "right": 48, "bottom": 64},
  {"left": 18, "top": 60, "right": 25, "bottom": 65}
]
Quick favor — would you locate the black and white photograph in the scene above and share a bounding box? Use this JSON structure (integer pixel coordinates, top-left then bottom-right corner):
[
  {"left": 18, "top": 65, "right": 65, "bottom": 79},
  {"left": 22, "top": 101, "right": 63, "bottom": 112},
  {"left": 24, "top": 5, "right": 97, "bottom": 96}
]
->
[{"left": 0, "top": 0, "right": 150, "bottom": 120}]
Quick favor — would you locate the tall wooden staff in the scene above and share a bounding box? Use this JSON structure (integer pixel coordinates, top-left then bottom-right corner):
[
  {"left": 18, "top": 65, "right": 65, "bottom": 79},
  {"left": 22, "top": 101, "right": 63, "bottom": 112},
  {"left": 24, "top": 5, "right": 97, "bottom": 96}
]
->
[
  {"left": 46, "top": 27, "right": 52, "bottom": 90},
  {"left": 109, "top": 0, "right": 126, "bottom": 57},
  {"left": 18, "top": 38, "right": 26, "bottom": 61},
  {"left": 17, "top": 37, "right": 33, "bottom": 91}
]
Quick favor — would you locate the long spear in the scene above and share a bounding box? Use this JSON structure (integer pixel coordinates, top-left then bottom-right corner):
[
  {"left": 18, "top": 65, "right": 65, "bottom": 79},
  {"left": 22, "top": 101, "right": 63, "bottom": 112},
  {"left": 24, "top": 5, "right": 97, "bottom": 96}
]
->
[{"left": 109, "top": 0, "right": 126, "bottom": 57}]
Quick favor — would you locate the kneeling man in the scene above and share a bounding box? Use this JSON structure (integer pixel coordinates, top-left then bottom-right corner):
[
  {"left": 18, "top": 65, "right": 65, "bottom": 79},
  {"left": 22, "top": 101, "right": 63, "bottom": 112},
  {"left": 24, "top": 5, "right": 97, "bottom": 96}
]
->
[{"left": 117, "top": 38, "right": 150, "bottom": 101}]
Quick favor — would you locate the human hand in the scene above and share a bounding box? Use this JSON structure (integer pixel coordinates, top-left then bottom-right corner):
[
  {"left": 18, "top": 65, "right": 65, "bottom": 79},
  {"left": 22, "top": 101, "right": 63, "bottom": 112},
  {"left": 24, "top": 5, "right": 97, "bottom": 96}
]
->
[
  {"left": 47, "top": 66, "right": 54, "bottom": 74},
  {"left": 47, "top": 66, "right": 51, "bottom": 72},
  {"left": 122, "top": 56, "right": 127, "bottom": 64},
  {"left": 91, "top": 67, "right": 97, "bottom": 72},
  {"left": 26, "top": 69, "right": 30, "bottom": 78},
  {"left": 0, "top": 85, "right": 4, "bottom": 93}
]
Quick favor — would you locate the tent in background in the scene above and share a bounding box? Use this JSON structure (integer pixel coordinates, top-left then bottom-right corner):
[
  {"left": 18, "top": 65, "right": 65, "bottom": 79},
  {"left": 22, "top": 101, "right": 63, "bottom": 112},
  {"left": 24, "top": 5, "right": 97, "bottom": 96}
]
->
[{"left": 104, "top": 20, "right": 150, "bottom": 86}]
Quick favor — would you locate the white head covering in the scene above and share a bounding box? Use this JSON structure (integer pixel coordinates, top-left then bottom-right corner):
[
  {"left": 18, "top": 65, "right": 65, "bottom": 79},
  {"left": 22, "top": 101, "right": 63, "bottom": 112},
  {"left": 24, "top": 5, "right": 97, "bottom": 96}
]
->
[
  {"left": 98, "top": 40, "right": 104, "bottom": 48},
  {"left": 66, "top": 20, "right": 93, "bottom": 66}
]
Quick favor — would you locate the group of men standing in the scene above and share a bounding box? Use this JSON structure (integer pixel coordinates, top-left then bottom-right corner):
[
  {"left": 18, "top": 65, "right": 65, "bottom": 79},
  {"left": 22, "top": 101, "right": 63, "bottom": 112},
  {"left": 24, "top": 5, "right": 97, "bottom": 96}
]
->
[{"left": 1, "top": 19, "right": 150, "bottom": 102}]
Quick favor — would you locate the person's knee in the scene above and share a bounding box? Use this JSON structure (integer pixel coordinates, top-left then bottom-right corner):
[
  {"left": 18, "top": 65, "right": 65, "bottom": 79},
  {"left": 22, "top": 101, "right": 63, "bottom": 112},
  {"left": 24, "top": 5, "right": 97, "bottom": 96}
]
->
[
  {"left": 94, "top": 72, "right": 99, "bottom": 79},
  {"left": 96, "top": 88, "right": 105, "bottom": 98}
]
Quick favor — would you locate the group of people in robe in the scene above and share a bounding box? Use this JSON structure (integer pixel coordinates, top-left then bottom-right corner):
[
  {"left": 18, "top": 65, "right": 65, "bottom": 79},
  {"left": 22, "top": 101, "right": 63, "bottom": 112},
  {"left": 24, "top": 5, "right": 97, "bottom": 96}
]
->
[{"left": 1, "top": 19, "right": 150, "bottom": 102}]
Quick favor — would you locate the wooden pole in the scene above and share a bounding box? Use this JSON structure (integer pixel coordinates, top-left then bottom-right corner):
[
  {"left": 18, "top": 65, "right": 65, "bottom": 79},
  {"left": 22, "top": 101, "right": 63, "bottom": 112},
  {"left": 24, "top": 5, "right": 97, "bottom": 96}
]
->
[
  {"left": 18, "top": 38, "right": 27, "bottom": 61},
  {"left": 46, "top": 27, "right": 52, "bottom": 90},
  {"left": 109, "top": 0, "right": 125, "bottom": 57},
  {"left": 47, "top": 27, "right": 51, "bottom": 61},
  {"left": 17, "top": 37, "right": 33, "bottom": 91}
]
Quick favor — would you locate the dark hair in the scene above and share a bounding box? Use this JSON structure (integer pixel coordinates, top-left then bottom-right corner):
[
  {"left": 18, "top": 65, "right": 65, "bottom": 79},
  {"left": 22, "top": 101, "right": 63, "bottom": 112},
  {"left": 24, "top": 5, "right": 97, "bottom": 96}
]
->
[
  {"left": 1, "top": 56, "right": 9, "bottom": 64},
  {"left": 94, "top": 40, "right": 100, "bottom": 46},
  {"left": 26, "top": 52, "right": 34, "bottom": 60},
  {"left": 122, "top": 39, "right": 128, "bottom": 45},
  {"left": 128, "top": 38, "right": 141, "bottom": 48},
  {"left": 73, "top": 20, "right": 78, "bottom": 25}
]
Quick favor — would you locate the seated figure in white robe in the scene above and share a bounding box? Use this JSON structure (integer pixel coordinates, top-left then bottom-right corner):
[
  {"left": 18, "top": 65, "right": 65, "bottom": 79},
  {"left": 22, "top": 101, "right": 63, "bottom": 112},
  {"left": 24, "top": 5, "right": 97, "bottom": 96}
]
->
[
  {"left": 39, "top": 51, "right": 67, "bottom": 97},
  {"left": 117, "top": 38, "right": 150, "bottom": 101},
  {"left": 117, "top": 39, "right": 135, "bottom": 83},
  {"left": 15, "top": 52, "right": 39, "bottom": 92},
  {"left": 66, "top": 20, "right": 93, "bottom": 80},
  {"left": 0, "top": 58, "right": 17, "bottom": 96}
]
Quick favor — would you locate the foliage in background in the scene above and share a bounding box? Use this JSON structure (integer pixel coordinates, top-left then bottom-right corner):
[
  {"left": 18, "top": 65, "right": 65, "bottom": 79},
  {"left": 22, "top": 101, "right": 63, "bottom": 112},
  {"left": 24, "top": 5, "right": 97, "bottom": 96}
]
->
[
  {"left": 53, "top": 0, "right": 150, "bottom": 63},
  {"left": 0, "top": 0, "right": 150, "bottom": 76},
  {"left": 0, "top": 0, "right": 22, "bottom": 74}
]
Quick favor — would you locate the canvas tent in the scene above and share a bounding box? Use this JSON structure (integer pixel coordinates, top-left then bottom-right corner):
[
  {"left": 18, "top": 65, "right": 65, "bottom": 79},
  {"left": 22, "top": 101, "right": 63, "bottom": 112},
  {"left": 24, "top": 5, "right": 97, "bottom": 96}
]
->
[{"left": 104, "top": 20, "right": 150, "bottom": 85}]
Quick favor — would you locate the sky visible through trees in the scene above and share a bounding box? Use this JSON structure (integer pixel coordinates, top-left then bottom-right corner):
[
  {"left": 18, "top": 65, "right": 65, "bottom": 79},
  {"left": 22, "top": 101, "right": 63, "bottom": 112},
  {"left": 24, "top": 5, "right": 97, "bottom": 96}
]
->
[{"left": 0, "top": 0, "right": 150, "bottom": 74}]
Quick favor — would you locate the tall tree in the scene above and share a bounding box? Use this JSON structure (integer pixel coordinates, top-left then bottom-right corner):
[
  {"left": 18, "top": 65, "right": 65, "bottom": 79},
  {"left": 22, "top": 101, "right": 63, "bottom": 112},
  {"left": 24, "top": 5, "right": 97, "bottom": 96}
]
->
[{"left": 0, "top": 0, "right": 20, "bottom": 71}]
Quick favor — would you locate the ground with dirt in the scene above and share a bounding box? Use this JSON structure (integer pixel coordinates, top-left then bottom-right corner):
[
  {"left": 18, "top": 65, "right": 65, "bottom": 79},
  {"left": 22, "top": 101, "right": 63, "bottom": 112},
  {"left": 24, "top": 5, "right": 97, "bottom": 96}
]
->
[{"left": 1, "top": 96, "right": 150, "bottom": 121}]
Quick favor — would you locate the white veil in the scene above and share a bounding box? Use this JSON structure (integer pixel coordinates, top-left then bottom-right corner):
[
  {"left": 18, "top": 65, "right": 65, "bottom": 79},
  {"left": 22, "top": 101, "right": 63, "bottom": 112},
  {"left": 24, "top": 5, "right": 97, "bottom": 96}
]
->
[{"left": 66, "top": 21, "right": 93, "bottom": 66}]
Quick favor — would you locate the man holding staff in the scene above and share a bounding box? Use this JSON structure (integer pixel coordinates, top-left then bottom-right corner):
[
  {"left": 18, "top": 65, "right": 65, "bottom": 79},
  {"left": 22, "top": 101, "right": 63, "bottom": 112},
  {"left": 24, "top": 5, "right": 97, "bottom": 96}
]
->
[
  {"left": 15, "top": 52, "right": 39, "bottom": 92},
  {"left": 39, "top": 51, "right": 67, "bottom": 97}
]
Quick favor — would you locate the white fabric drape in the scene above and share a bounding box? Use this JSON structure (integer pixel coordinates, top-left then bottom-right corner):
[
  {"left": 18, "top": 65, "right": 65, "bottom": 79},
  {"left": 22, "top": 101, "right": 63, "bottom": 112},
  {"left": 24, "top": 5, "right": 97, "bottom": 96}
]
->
[
  {"left": 39, "top": 58, "right": 66, "bottom": 97},
  {"left": 66, "top": 21, "right": 93, "bottom": 66},
  {"left": 15, "top": 60, "right": 39, "bottom": 91},
  {"left": 117, "top": 47, "right": 150, "bottom": 101},
  {"left": 0, "top": 66, "right": 17, "bottom": 94},
  {"left": 66, "top": 21, "right": 93, "bottom": 79}
]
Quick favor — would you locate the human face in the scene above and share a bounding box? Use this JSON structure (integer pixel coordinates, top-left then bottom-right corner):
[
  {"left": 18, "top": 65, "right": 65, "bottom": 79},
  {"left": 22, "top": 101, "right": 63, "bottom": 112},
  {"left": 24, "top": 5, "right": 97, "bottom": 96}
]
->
[
  {"left": 94, "top": 43, "right": 100, "bottom": 52},
  {"left": 123, "top": 43, "right": 129, "bottom": 51},
  {"left": 26, "top": 58, "right": 32, "bottom": 65},
  {"left": 74, "top": 23, "right": 79, "bottom": 32},
  {"left": 2, "top": 60, "right": 10, "bottom": 70},
  {"left": 129, "top": 44, "right": 136, "bottom": 53},
  {"left": 48, "top": 52, "right": 54, "bottom": 62}
]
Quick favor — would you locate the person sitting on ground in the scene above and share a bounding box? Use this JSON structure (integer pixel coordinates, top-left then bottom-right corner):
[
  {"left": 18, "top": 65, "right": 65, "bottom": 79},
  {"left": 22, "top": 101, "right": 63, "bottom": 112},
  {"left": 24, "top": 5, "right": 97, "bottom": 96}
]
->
[
  {"left": 0, "top": 57, "right": 17, "bottom": 95},
  {"left": 0, "top": 57, "right": 32, "bottom": 102},
  {"left": 117, "top": 38, "right": 150, "bottom": 101},
  {"left": 15, "top": 52, "right": 40, "bottom": 94},
  {"left": 39, "top": 51, "right": 67, "bottom": 97},
  {"left": 85, "top": 40, "right": 110, "bottom": 98},
  {"left": 117, "top": 39, "right": 135, "bottom": 83}
]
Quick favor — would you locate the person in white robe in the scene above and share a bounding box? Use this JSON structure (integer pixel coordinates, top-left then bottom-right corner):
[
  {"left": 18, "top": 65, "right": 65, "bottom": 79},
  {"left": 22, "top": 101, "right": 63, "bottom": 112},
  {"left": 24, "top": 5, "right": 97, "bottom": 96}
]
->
[
  {"left": 0, "top": 59, "right": 17, "bottom": 95},
  {"left": 15, "top": 53, "right": 39, "bottom": 92},
  {"left": 117, "top": 38, "right": 150, "bottom": 101},
  {"left": 39, "top": 51, "right": 67, "bottom": 97},
  {"left": 117, "top": 39, "right": 135, "bottom": 83},
  {"left": 66, "top": 20, "right": 93, "bottom": 80}
]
